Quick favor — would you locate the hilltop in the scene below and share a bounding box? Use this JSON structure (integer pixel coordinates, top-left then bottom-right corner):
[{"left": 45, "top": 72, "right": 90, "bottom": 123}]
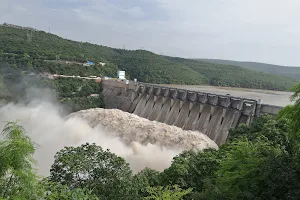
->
[
  {"left": 0, "top": 24, "right": 297, "bottom": 91},
  {"left": 199, "top": 59, "right": 300, "bottom": 80}
]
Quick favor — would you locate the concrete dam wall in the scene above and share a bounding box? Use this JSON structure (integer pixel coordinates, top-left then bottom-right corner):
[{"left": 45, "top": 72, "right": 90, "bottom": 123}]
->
[{"left": 101, "top": 80, "right": 282, "bottom": 145}]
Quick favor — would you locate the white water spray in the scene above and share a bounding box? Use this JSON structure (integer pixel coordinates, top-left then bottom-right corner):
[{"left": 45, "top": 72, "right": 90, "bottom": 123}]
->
[{"left": 0, "top": 93, "right": 217, "bottom": 176}]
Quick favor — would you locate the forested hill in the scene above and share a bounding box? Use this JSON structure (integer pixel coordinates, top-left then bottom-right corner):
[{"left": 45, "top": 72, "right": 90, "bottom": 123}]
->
[
  {"left": 0, "top": 24, "right": 297, "bottom": 91},
  {"left": 199, "top": 59, "right": 300, "bottom": 80}
]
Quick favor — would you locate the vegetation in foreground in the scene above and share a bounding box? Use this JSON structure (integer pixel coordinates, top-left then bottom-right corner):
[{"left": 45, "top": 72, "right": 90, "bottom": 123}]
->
[
  {"left": 0, "top": 24, "right": 298, "bottom": 90},
  {"left": 1, "top": 83, "right": 300, "bottom": 199}
]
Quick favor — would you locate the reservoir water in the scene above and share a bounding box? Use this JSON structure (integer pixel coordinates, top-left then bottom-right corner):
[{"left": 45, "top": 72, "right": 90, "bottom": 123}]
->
[{"left": 161, "top": 85, "right": 294, "bottom": 107}]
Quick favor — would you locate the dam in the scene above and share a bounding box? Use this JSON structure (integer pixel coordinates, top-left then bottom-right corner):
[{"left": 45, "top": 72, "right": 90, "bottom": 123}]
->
[{"left": 101, "top": 80, "right": 283, "bottom": 145}]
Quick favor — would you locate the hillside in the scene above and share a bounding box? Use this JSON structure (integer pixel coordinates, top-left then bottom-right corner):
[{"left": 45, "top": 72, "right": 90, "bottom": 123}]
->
[
  {"left": 199, "top": 59, "right": 300, "bottom": 80},
  {"left": 0, "top": 24, "right": 297, "bottom": 91}
]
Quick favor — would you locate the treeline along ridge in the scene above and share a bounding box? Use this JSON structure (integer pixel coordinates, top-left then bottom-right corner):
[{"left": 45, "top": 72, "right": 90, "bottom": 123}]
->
[{"left": 0, "top": 24, "right": 297, "bottom": 91}]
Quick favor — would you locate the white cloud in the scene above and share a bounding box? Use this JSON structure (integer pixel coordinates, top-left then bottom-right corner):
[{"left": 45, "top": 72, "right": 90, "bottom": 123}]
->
[
  {"left": 14, "top": 5, "right": 28, "bottom": 12},
  {"left": 123, "top": 6, "right": 146, "bottom": 18}
]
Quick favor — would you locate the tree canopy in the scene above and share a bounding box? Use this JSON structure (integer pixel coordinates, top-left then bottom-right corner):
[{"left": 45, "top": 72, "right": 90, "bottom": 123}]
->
[{"left": 49, "top": 143, "right": 134, "bottom": 199}]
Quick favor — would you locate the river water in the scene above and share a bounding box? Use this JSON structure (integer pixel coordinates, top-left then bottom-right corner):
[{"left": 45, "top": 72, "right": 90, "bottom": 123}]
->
[{"left": 160, "top": 85, "right": 293, "bottom": 107}]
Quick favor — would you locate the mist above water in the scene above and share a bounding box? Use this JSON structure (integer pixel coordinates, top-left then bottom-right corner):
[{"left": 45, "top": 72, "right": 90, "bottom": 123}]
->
[{"left": 0, "top": 88, "right": 217, "bottom": 176}]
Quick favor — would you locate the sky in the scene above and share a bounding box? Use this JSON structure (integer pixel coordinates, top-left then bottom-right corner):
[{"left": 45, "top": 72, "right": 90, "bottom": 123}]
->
[{"left": 1, "top": 0, "right": 300, "bottom": 66}]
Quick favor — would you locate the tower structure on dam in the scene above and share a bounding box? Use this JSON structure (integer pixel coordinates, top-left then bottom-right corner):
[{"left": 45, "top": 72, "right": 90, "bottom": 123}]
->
[{"left": 101, "top": 80, "right": 282, "bottom": 145}]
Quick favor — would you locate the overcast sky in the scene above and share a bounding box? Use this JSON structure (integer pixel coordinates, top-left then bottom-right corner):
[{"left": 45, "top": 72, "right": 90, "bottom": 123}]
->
[{"left": 1, "top": 0, "right": 300, "bottom": 66}]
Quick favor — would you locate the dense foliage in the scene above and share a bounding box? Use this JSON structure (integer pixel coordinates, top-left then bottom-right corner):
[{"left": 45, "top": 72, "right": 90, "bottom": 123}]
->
[
  {"left": 0, "top": 122, "right": 39, "bottom": 199},
  {"left": 50, "top": 143, "right": 134, "bottom": 200},
  {"left": 0, "top": 24, "right": 297, "bottom": 90},
  {"left": 54, "top": 78, "right": 105, "bottom": 112}
]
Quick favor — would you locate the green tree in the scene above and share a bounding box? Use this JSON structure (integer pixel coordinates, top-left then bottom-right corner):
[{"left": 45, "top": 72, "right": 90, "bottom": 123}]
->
[
  {"left": 38, "top": 180, "right": 99, "bottom": 200},
  {"left": 160, "top": 149, "right": 219, "bottom": 198},
  {"left": 0, "top": 121, "right": 40, "bottom": 199},
  {"left": 133, "top": 168, "right": 161, "bottom": 197},
  {"left": 201, "top": 114, "right": 300, "bottom": 200},
  {"left": 212, "top": 137, "right": 281, "bottom": 200},
  {"left": 278, "top": 83, "right": 300, "bottom": 133},
  {"left": 144, "top": 185, "right": 192, "bottom": 200},
  {"left": 78, "top": 84, "right": 94, "bottom": 96},
  {"left": 229, "top": 115, "right": 290, "bottom": 149},
  {"left": 49, "top": 143, "right": 135, "bottom": 199}
]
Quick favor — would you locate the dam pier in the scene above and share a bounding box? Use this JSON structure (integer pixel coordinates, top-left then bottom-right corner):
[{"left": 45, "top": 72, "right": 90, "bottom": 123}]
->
[{"left": 102, "top": 80, "right": 282, "bottom": 145}]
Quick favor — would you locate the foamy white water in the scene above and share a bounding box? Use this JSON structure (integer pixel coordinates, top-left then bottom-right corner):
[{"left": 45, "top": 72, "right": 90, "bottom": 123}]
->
[
  {"left": 68, "top": 108, "right": 217, "bottom": 150},
  {"left": 0, "top": 101, "right": 217, "bottom": 176}
]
